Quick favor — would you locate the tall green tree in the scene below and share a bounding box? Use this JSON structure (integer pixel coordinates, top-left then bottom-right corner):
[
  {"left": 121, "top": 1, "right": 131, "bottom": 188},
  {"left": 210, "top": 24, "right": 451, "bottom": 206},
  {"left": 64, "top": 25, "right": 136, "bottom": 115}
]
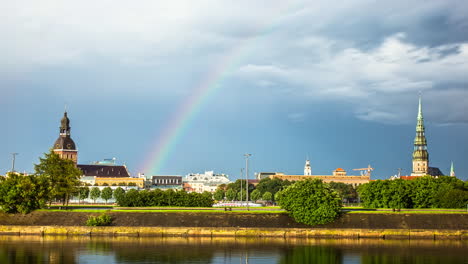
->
[
  {"left": 225, "top": 189, "right": 237, "bottom": 201},
  {"left": 262, "top": 191, "right": 273, "bottom": 201},
  {"left": 101, "top": 187, "right": 113, "bottom": 204},
  {"left": 0, "top": 172, "right": 50, "bottom": 214},
  {"left": 276, "top": 179, "right": 342, "bottom": 225},
  {"left": 34, "top": 150, "right": 82, "bottom": 206},
  {"left": 214, "top": 189, "right": 225, "bottom": 201},
  {"left": 113, "top": 187, "right": 126, "bottom": 204},
  {"left": 250, "top": 189, "right": 261, "bottom": 202},
  {"left": 90, "top": 187, "right": 101, "bottom": 203},
  {"left": 78, "top": 187, "right": 90, "bottom": 204}
]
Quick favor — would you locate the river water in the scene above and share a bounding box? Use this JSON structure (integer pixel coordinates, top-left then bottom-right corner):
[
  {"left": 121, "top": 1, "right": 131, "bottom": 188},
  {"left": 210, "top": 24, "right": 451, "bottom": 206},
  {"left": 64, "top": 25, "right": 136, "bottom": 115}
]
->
[{"left": 0, "top": 236, "right": 466, "bottom": 264}]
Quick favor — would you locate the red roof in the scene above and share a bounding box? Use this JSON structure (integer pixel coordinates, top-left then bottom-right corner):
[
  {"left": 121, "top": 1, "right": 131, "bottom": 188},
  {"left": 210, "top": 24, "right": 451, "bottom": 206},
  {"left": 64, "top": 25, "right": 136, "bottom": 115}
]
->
[
  {"left": 400, "top": 176, "right": 420, "bottom": 180},
  {"left": 336, "top": 168, "right": 345, "bottom": 171}
]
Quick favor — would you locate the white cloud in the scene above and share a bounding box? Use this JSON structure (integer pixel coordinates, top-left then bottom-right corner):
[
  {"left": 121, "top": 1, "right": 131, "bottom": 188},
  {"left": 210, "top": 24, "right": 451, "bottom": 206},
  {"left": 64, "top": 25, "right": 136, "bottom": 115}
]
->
[{"left": 236, "top": 33, "right": 468, "bottom": 124}]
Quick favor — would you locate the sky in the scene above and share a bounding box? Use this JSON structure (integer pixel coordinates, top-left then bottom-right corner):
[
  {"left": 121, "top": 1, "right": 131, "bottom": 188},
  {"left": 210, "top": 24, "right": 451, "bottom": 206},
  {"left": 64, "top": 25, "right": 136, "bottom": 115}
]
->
[{"left": 1, "top": 0, "right": 467, "bottom": 181}]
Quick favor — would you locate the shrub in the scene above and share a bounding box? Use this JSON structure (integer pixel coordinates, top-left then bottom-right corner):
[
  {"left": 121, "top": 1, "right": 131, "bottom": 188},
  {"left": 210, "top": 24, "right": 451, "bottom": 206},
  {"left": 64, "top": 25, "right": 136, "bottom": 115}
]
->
[
  {"left": 86, "top": 213, "right": 112, "bottom": 226},
  {"left": 276, "top": 179, "right": 342, "bottom": 225}
]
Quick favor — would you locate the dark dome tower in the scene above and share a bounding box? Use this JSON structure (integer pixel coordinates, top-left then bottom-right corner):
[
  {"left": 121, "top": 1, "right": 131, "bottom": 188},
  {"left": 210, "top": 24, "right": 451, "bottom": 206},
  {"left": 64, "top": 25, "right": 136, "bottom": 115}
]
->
[{"left": 53, "top": 111, "right": 78, "bottom": 164}]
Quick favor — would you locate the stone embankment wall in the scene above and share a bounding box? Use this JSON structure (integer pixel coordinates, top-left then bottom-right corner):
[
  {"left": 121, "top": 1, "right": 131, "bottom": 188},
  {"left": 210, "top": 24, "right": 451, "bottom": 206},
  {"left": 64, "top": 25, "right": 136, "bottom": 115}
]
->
[{"left": 0, "top": 212, "right": 466, "bottom": 239}]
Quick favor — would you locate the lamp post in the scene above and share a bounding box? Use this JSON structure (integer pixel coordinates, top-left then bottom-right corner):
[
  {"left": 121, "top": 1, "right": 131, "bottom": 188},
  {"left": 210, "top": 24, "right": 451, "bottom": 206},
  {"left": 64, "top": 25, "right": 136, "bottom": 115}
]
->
[
  {"left": 244, "top": 154, "right": 251, "bottom": 211},
  {"left": 240, "top": 168, "right": 244, "bottom": 205}
]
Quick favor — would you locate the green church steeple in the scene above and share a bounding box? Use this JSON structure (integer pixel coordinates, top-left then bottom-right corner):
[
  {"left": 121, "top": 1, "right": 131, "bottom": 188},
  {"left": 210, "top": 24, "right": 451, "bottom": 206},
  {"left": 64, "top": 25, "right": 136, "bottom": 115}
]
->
[{"left": 412, "top": 95, "right": 429, "bottom": 175}]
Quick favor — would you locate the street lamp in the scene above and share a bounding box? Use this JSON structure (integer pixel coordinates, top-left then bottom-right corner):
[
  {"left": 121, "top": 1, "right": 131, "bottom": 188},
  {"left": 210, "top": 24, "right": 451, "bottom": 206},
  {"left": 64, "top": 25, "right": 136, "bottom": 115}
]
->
[
  {"left": 244, "top": 154, "right": 252, "bottom": 211},
  {"left": 240, "top": 168, "right": 244, "bottom": 205}
]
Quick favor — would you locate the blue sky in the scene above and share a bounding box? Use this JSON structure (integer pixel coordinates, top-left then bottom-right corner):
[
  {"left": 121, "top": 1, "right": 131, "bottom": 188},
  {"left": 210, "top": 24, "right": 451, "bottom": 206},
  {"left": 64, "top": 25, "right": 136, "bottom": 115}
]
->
[{"left": 1, "top": 0, "right": 467, "bottom": 180}]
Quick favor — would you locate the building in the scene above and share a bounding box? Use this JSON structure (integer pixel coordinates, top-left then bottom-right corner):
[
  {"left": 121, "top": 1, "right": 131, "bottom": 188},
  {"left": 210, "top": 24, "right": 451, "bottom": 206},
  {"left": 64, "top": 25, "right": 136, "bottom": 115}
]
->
[
  {"left": 53, "top": 111, "right": 78, "bottom": 164},
  {"left": 151, "top": 175, "right": 183, "bottom": 190},
  {"left": 269, "top": 168, "right": 370, "bottom": 187},
  {"left": 78, "top": 164, "right": 131, "bottom": 178},
  {"left": 256, "top": 172, "right": 282, "bottom": 180},
  {"left": 410, "top": 95, "right": 443, "bottom": 177},
  {"left": 183, "top": 171, "right": 231, "bottom": 193},
  {"left": 50, "top": 111, "right": 143, "bottom": 188},
  {"left": 304, "top": 159, "right": 312, "bottom": 175},
  {"left": 94, "top": 177, "right": 144, "bottom": 188}
]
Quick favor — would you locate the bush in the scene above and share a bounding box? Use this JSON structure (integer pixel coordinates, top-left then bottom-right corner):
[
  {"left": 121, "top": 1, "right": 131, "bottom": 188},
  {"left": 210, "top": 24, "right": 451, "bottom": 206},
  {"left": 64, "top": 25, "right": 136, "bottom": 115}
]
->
[
  {"left": 276, "top": 179, "right": 342, "bottom": 225},
  {"left": 86, "top": 213, "right": 112, "bottom": 226}
]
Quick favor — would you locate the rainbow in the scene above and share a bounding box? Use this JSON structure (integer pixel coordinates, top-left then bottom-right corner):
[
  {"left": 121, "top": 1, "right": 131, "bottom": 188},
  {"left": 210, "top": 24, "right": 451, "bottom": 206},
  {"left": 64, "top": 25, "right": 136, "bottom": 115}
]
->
[{"left": 140, "top": 4, "right": 301, "bottom": 175}]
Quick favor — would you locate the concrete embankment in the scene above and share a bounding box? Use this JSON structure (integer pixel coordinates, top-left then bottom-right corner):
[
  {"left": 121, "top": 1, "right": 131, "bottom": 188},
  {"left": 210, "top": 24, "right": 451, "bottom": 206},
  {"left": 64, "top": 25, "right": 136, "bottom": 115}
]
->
[{"left": 0, "top": 211, "right": 466, "bottom": 239}]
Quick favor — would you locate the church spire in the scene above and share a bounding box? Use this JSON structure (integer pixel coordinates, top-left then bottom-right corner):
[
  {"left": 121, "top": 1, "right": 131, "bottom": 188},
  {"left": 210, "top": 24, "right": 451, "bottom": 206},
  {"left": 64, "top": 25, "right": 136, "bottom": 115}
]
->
[
  {"left": 450, "top": 161, "right": 455, "bottom": 177},
  {"left": 53, "top": 111, "right": 78, "bottom": 164},
  {"left": 411, "top": 94, "right": 429, "bottom": 176}
]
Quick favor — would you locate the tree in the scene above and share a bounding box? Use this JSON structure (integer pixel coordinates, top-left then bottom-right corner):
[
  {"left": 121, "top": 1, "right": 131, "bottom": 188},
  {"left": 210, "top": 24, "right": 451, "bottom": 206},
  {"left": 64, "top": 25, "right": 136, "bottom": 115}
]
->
[
  {"left": 113, "top": 187, "right": 126, "bottom": 204},
  {"left": 276, "top": 179, "right": 342, "bottom": 225},
  {"left": 250, "top": 189, "right": 261, "bottom": 202},
  {"left": 101, "top": 187, "right": 113, "bottom": 204},
  {"left": 237, "top": 190, "right": 246, "bottom": 201},
  {"left": 256, "top": 178, "right": 284, "bottom": 198},
  {"left": 225, "top": 189, "right": 237, "bottom": 201},
  {"left": 329, "top": 182, "right": 358, "bottom": 203},
  {"left": 90, "top": 187, "right": 101, "bottom": 204},
  {"left": 78, "top": 187, "right": 90, "bottom": 204},
  {"left": 214, "top": 189, "right": 225, "bottom": 201},
  {"left": 262, "top": 191, "right": 273, "bottom": 201},
  {"left": 0, "top": 172, "right": 50, "bottom": 214},
  {"left": 34, "top": 150, "right": 82, "bottom": 206}
]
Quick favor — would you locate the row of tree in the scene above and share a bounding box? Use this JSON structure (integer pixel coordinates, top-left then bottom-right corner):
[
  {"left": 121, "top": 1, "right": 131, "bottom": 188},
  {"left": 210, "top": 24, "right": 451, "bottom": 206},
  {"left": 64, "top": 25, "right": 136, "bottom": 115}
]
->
[
  {"left": 357, "top": 176, "right": 468, "bottom": 209},
  {"left": 213, "top": 177, "right": 359, "bottom": 203},
  {"left": 116, "top": 189, "right": 214, "bottom": 207}
]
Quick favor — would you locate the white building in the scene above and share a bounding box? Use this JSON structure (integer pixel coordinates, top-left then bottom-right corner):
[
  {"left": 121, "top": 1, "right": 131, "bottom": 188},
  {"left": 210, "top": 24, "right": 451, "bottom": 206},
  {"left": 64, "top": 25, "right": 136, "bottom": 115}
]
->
[{"left": 184, "top": 171, "right": 231, "bottom": 193}]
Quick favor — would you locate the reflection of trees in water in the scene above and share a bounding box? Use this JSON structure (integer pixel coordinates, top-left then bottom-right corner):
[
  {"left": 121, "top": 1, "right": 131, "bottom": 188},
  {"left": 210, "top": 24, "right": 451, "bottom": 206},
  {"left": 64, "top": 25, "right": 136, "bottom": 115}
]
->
[
  {"left": 279, "top": 246, "right": 342, "bottom": 264},
  {"left": 1, "top": 236, "right": 468, "bottom": 264},
  {"left": 0, "top": 242, "right": 76, "bottom": 264},
  {"left": 361, "top": 249, "right": 468, "bottom": 264},
  {"left": 113, "top": 243, "right": 214, "bottom": 263}
]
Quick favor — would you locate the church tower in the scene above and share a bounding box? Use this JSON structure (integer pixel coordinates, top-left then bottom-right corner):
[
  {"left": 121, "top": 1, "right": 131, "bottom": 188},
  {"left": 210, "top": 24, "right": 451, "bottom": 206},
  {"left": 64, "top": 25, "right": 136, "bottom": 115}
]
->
[
  {"left": 450, "top": 162, "right": 455, "bottom": 177},
  {"left": 411, "top": 95, "right": 429, "bottom": 176},
  {"left": 304, "top": 159, "right": 312, "bottom": 176},
  {"left": 53, "top": 111, "right": 78, "bottom": 164}
]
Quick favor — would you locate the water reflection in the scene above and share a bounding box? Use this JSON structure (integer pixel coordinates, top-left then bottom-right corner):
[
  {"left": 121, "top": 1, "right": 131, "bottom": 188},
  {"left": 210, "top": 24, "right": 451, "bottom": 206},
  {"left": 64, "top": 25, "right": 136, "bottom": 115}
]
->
[{"left": 0, "top": 236, "right": 466, "bottom": 264}]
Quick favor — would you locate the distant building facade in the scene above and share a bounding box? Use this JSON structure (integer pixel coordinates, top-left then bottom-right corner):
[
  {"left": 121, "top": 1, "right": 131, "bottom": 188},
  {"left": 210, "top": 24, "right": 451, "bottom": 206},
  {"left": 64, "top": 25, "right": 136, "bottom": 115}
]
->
[
  {"left": 151, "top": 175, "right": 183, "bottom": 190},
  {"left": 183, "top": 171, "right": 231, "bottom": 193},
  {"left": 269, "top": 169, "right": 370, "bottom": 187}
]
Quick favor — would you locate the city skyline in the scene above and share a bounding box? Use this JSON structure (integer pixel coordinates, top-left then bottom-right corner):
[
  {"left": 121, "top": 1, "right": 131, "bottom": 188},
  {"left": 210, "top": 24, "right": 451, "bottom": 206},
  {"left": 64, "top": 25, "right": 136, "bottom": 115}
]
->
[{"left": 2, "top": 1, "right": 467, "bottom": 180}]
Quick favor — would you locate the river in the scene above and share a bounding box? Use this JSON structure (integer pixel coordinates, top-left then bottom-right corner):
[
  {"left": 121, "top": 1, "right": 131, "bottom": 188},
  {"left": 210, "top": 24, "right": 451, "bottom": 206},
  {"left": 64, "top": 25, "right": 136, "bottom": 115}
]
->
[{"left": 0, "top": 236, "right": 466, "bottom": 263}]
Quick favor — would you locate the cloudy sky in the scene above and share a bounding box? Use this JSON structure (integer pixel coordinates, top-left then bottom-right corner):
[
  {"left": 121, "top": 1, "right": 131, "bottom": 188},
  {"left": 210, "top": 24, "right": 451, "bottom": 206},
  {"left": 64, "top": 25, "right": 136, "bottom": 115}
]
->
[{"left": 2, "top": 0, "right": 467, "bottom": 180}]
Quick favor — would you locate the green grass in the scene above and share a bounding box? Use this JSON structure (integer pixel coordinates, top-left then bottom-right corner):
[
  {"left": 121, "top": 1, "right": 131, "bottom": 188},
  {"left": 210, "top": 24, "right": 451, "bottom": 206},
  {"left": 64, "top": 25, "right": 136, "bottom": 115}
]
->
[
  {"left": 112, "top": 209, "right": 285, "bottom": 214},
  {"left": 347, "top": 210, "right": 468, "bottom": 214},
  {"left": 48, "top": 205, "right": 114, "bottom": 208},
  {"left": 36, "top": 208, "right": 284, "bottom": 214}
]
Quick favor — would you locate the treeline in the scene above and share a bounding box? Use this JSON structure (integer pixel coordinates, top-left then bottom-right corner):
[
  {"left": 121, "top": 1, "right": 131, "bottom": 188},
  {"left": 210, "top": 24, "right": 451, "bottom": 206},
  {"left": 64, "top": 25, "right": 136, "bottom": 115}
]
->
[
  {"left": 76, "top": 187, "right": 214, "bottom": 207},
  {"left": 213, "top": 178, "right": 293, "bottom": 202},
  {"left": 116, "top": 189, "right": 214, "bottom": 207},
  {"left": 358, "top": 176, "right": 468, "bottom": 209},
  {"left": 214, "top": 177, "right": 359, "bottom": 203}
]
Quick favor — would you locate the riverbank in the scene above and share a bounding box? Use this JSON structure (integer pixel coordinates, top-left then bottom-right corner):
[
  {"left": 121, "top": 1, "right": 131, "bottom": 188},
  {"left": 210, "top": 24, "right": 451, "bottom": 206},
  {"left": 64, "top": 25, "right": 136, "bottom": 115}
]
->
[
  {"left": 0, "top": 226, "right": 466, "bottom": 240},
  {"left": 1, "top": 211, "right": 466, "bottom": 239}
]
